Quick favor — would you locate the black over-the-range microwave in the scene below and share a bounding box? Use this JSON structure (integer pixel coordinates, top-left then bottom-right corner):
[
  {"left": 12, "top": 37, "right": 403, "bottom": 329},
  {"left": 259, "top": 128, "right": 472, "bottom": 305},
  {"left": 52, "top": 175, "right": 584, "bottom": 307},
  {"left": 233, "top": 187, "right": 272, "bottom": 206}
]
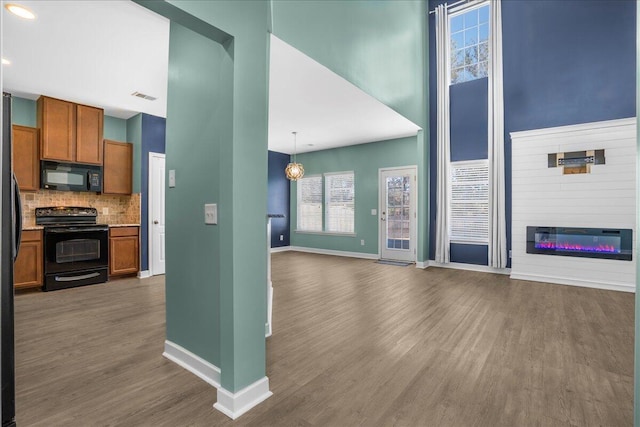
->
[{"left": 41, "top": 160, "right": 102, "bottom": 192}]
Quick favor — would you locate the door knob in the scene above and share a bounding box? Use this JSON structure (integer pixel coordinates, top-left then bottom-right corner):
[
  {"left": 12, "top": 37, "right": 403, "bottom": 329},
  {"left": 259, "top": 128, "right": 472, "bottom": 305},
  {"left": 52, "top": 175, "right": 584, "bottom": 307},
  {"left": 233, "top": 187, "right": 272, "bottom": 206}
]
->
[{"left": 153, "top": 220, "right": 159, "bottom": 224}]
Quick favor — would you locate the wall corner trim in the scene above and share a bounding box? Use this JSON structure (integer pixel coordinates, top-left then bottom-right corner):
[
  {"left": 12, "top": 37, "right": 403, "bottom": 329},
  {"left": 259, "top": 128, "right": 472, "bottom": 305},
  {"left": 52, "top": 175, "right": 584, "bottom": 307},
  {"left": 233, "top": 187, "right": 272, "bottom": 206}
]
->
[
  {"left": 138, "top": 270, "right": 152, "bottom": 279},
  {"left": 163, "top": 340, "right": 221, "bottom": 388},
  {"left": 288, "top": 246, "right": 379, "bottom": 260},
  {"left": 214, "top": 377, "right": 273, "bottom": 420}
]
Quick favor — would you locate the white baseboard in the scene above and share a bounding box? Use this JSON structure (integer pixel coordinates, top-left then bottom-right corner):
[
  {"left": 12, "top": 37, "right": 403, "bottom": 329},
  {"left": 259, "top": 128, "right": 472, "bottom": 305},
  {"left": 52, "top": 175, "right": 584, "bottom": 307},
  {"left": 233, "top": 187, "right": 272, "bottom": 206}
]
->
[
  {"left": 415, "top": 261, "right": 428, "bottom": 269},
  {"left": 214, "top": 377, "right": 273, "bottom": 420},
  {"left": 163, "top": 340, "right": 221, "bottom": 388},
  {"left": 288, "top": 246, "right": 378, "bottom": 260},
  {"left": 138, "top": 270, "right": 151, "bottom": 279},
  {"left": 510, "top": 273, "right": 635, "bottom": 293},
  {"left": 270, "top": 246, "right": 291, "bottom": 253},
  {"left": 429, "top": 261, "right": 511, "bottom": 275}
]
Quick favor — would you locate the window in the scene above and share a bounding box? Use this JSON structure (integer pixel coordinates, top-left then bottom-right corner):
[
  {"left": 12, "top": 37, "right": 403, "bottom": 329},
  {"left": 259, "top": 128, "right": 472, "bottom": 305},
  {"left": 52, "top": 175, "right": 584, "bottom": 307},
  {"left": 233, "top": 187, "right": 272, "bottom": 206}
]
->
[
  {"left": 449, "top": 160, "right": 488, "bottom": 243},
  {"left": 296, "top": 172, "right": 355, "bottom": 234},
  {"left": 325, "top": 172, "right": 355, "bottom": 233},
  {"left": 450, "top": 4, "right": 489, "bottom": 85},
  {"left": 297, "top": 175, "right": 323, "bottom": 232}
]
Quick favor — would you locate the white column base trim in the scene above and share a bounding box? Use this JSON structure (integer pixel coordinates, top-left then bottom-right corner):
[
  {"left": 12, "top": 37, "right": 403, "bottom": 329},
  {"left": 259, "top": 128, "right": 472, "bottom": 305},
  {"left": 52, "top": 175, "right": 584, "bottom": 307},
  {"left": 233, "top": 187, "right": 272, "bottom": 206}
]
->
[
  {"left": 138, "top": 270, "right": 151, "bottom": 279},
  {"left": 214, "top": 376, "right": 273, "bottom": 420},
  {"left": 429, "top": 261, "right": 511, "bottom": 275},
  {"left": 289, "top": 246, "right": 378, "bottom": 260},
  {"left": 162, "top": 340, "right": 221, "bottom": 388},
  {"left": 270, "top": 246, "right": 291, "bottom": 253},
  {"left": 415, "top": 261, "right": 428, "bottom": 269},
  {"left": 510, "top": 273, "right": 635, "bottom": 293}
]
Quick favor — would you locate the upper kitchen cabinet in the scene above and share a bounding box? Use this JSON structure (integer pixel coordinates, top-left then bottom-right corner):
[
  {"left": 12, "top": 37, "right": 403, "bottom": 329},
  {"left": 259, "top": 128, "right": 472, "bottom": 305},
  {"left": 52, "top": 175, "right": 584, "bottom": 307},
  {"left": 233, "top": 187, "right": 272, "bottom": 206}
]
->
[
  {"left": 37, "top": 96, "right": 104, "bottom": 165},
  {"left": 103, "top": 140, "right": 133, "bottom": 195},
  {"left": 76, "top": 104, "right": 104, "bottom": 164},
  {"left": 12, "top": 125, "right": 39, "bottom": 191}
]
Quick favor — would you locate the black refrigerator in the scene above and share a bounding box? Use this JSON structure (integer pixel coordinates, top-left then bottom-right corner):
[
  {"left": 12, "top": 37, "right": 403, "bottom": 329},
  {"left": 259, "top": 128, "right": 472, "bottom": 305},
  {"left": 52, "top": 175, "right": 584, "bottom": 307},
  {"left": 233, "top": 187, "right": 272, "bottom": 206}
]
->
[{"left": 2, "top": 92, "right": 19, "bottom": 427}]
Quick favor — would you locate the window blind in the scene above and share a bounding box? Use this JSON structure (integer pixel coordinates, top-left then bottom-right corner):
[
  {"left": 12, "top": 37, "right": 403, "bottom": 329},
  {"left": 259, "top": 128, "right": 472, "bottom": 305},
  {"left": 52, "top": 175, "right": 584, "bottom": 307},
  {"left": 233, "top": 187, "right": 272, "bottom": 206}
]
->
[
  {"left": 297, "top": 175, "right": 323, "bottom": 231},
  {"left": 450, "top": 160, "right": 488, "bottom": 243},
  {"left": 325, "top": 172, "right": 355, "bottom": 233}
]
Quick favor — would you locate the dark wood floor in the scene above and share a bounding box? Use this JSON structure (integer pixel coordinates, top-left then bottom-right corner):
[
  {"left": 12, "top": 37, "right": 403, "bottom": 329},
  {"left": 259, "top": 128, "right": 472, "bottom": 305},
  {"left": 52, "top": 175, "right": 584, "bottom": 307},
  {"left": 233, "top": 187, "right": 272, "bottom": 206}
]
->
[{"left": 15, "top": 252, "right": 634, "bottom": 426}]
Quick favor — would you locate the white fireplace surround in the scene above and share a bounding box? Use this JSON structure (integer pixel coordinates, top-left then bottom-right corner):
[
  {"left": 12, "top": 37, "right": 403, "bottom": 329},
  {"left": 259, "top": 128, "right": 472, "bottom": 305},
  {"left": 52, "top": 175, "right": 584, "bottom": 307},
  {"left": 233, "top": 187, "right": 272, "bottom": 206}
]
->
[{"left": 510, "top": 117, "right": 636, "bottom": 292}]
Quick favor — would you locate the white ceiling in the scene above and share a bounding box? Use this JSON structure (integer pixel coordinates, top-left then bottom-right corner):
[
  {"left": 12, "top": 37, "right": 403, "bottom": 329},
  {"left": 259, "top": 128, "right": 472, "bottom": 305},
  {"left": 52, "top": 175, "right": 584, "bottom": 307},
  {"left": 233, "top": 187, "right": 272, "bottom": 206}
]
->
[
  {"left": 2, "top": 0, "right": 169, "bottom": 119},
  {"left": 2, "top": 1, "right": 420, "bottom": 151}
]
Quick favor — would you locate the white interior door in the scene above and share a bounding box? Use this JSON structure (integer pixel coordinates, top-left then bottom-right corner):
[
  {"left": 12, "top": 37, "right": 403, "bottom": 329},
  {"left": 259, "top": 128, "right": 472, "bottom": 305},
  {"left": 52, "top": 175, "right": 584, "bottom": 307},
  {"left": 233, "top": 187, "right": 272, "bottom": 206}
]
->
[
  {"left": 149, "top": 153, "right": 166, "bottom": 275},
  {"left": 379, "top": 167, "right": 417, "bottom": 262}
]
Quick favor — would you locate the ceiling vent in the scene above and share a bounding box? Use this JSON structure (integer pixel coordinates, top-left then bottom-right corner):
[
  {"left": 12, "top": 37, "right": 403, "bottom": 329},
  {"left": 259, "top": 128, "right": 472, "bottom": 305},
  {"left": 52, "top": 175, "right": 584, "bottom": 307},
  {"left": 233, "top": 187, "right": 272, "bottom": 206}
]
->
[{"left": 131, "top": 91, "right": 157, "bottom": 101}]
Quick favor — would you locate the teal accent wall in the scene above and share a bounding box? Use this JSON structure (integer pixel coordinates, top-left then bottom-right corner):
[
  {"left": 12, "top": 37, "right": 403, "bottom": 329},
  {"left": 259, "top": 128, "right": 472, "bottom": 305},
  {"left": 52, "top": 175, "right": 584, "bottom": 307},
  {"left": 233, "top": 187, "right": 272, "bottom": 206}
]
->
[
  {"left": 272, "top": 0, "right": 429, "bottom": 261},
  {"left": 10, "top": 97, "right": 36, "bottom": 127},
  {"left": 104, "top": 115, "right": 127, "bottom": 141},
  {"left": 126, "top": 113, "right": 142, "bottom": 193},
  {"left": 136, "top": 0, "right": 269, "bottom": 393},
  {"left": 291, "top": 136, "right": 418, "bottom": 254},
  {"left": 163, "top": 20, "right": 225, "bottom": 367}
]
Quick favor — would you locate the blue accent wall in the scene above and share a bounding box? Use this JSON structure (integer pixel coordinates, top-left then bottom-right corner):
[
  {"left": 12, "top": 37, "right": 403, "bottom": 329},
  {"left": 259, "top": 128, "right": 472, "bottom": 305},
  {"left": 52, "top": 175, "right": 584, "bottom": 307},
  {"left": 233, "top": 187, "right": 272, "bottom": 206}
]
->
[
  {"left": 429, "top": 0, "right": 636, "bottom": 264},
  {"left": 140, "top": 113, "right": 166, "bottom": 272},
  {"left": 268, "top": 151, "right": 291, "bottom": 248}
]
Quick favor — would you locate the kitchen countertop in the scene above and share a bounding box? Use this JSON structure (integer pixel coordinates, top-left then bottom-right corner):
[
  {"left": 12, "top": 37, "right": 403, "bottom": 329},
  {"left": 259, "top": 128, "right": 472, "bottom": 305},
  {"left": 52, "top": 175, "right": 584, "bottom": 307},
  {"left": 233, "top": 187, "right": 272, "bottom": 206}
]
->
[
  {"left": 22, "top": 226, "right": 44, "bottom": 230},
  {"left": 109, "top": 224, "right": 140, "bottom": 227}
]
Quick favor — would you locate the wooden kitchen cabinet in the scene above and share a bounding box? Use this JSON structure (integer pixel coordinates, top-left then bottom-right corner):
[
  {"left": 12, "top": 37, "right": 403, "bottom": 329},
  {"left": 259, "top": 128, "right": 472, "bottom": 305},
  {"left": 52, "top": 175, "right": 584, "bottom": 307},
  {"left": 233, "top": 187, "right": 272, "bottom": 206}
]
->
[
  {"left": 103, "top": 140, "right": 133, "bottom": 195},
  {"left": 76, "top": 104, "right": 104, "bottom": 165},
  {"left": 109, "top": 227, "right": 139, "bottom": 276},
  {"left": 12, "top": 125, "right": 40, "bottom": 191},
  {"left": 14, "top": 230, "right": 43, "bottom": 289},
  {"left": 37, "top": 95, "right": 104, "bottom": 165}
]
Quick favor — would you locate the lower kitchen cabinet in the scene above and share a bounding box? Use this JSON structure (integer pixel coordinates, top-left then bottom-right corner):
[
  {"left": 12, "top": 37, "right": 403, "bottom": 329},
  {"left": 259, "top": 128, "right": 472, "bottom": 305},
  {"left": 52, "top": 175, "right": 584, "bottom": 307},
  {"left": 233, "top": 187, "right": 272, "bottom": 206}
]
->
[
  {"left": 109, "top": 227, "right": 139, "bottom": 276},
  {"left": 14, "top": 230, "right": 43, "bottom": 289}
]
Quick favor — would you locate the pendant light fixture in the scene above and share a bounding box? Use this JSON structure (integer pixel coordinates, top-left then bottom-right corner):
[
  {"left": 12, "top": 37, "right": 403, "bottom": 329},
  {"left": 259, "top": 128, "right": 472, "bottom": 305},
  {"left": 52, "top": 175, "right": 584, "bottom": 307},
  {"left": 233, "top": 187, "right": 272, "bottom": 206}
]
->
[{"left": 285, "top": 131, "right": 304, "bottom": 181}]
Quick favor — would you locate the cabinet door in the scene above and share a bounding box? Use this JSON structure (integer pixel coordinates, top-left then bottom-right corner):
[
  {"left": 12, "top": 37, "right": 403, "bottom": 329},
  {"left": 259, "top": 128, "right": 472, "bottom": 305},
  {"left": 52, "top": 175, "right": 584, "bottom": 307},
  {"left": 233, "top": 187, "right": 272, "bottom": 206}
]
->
[
  {"left": 14, "top": 230, "right": 43, "bottom": 289},
  {"left": 109, "top": 235, "right": 139, "bottom": 276},
  {"left": 76, "top": 104, "right": 104, "bottom": 165},
  {"left": 103, "top": 140, "right": 133, "bottom": 194},
  {"left": 37, "top": 96, "right": 76, "bottom": 162},
  {"left": 12, "top": 125, "right": 39, "bottom": 191}
]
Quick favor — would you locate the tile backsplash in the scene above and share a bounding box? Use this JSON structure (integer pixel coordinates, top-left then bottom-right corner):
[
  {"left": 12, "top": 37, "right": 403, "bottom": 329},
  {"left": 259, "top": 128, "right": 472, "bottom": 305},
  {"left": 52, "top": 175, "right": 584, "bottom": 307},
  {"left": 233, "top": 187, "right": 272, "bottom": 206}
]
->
[{"left": 21, "top": 190, "right": 140, "bottom": 227}]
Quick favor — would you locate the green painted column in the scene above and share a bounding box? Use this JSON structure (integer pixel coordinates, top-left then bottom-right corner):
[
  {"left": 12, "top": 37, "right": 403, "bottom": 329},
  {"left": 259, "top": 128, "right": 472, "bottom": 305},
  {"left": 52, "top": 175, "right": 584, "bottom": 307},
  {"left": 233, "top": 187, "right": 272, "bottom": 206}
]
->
[{"left": 135, "top": 0, "right": 270, "bottom": 412}]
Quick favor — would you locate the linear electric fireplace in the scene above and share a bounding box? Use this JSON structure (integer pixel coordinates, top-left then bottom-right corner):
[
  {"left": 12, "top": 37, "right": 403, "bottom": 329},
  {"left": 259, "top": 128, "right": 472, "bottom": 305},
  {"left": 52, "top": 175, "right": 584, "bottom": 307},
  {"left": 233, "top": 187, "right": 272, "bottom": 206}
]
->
[{"left": 526, "top": 227, "right": 632, "bottom": 261}]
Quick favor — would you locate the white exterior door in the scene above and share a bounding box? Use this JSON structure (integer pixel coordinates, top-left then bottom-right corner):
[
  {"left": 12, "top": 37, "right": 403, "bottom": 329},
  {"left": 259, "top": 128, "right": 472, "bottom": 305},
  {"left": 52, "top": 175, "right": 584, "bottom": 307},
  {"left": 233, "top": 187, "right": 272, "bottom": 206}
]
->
[
  {"left": 149, "top": 153, "right": 166, "bottom": 275},
  {"left": 379, "top": 167, "right": 417, "bottom": 262}
]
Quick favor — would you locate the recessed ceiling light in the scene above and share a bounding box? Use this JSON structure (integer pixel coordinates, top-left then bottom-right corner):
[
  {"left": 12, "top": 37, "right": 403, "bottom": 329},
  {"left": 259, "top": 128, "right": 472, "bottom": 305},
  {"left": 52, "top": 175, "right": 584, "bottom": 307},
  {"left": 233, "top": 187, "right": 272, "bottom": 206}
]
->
[
  {"left": 5, "top": 3, "right": 36, "bottom": 20},
  {"left": 1, "top": 58, "right": 10, "bottom": 66}
]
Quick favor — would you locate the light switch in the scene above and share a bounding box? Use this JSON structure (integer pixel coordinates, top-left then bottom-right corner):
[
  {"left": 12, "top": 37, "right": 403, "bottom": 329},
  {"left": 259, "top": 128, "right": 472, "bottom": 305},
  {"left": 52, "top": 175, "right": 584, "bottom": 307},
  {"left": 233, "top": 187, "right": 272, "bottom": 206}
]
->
[
  {"left": 205, "top": 203, "right": 217, "bottom": 225},
  {"left": 371, "top": 209, "right": 377, "bottom": 216},
  {"left": 169, "top": 170, "right": 176, "bottom": 188}
]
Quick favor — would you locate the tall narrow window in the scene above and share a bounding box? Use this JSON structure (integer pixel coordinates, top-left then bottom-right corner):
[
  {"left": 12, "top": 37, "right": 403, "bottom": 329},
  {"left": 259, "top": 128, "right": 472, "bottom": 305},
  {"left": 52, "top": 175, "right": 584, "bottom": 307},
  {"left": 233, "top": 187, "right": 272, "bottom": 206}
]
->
[
  {"left": 297, "top": 175, "right": 323, "bottom": 232},
  {"left": 325, "top": 172, "right": 355, "bottom": 233},
  {"left": 450, "top": 4, "right": 489, "bottom": 84},
  {"left": 449, "top": 160, "right": 489, "bottom": 243}
]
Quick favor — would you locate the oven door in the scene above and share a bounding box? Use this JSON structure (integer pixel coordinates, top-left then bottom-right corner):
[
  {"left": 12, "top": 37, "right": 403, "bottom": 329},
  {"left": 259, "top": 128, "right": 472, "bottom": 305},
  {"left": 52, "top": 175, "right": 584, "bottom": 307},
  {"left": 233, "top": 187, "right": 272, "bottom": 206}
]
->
[{"left": 44, "top": 227, "right": 108, "bottom": 275}]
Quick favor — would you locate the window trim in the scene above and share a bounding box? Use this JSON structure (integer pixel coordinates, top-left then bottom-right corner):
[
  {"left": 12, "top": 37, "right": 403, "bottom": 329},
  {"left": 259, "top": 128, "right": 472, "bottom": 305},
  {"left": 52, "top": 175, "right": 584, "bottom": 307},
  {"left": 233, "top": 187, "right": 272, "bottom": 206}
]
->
[{"left": 294, "top": 171, "right": 356, "bottom": 237}]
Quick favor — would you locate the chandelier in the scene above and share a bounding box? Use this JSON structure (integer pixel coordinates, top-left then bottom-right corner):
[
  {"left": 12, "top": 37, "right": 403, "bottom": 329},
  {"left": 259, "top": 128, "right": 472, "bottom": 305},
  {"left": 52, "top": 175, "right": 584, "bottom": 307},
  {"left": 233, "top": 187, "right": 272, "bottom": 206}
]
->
[{"left": 285, "top": 131, "right": 304, "bottom": 181}]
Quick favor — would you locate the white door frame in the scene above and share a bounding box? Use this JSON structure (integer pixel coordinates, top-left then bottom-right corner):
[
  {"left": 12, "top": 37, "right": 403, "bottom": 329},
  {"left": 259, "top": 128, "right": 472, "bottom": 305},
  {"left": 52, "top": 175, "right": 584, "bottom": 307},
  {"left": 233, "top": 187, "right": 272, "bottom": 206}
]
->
[
  {"left": 148, "top": 152, "right": 166, "bottom": 276},
  {"left": 378, "top": 166, "right": 418, "bottom": 262}
]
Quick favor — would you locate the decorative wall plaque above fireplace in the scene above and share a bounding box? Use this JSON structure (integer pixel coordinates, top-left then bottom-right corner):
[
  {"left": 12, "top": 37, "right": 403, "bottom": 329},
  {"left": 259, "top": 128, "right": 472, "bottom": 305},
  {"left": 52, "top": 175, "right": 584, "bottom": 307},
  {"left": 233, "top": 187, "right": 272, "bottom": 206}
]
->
[
  {"left": 548, "top": 149, "right": 605, "bottom": 174},
  {"left": 526, "top": 226, "right": 632, "bottom": 261}
]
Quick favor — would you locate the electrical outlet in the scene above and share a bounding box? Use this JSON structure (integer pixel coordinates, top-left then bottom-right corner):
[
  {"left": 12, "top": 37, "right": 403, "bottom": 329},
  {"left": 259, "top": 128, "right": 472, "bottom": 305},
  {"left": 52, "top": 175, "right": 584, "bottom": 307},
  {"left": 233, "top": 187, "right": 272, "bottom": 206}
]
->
[
  {"left": 371, "top": 209, "right": 377, "bottom": 216},
  {"left": 280, "top": 235, "right": 284, "bottom": 241},
  {"left": 360, "top": 239, "right": 365, "bottom": 246},
  {"left": 204, "top": 203, "right": 217, "bottom": 225},
  {"left": 102, "top": 207, "right": 109, "bottom": 215},
  {"left": 169, "top": 170, "right": 176, "bottom": 188},
  {"left": 509, "top": 249, "right": 512, "bottom": 258}
]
